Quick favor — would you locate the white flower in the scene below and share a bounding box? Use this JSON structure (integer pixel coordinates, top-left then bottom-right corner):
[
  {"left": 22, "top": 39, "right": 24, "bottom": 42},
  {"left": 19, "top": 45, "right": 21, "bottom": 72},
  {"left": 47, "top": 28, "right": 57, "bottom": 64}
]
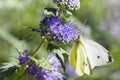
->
[{"left": 53, "top": 0, "right": 80, "bottom": 10}]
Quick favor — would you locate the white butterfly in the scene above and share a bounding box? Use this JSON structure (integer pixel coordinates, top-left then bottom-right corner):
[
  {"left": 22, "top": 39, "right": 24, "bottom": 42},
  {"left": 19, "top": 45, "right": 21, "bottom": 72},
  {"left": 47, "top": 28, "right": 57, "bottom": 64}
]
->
[{"left": 69, "top": 35, "right": 113, "bottom": 76}]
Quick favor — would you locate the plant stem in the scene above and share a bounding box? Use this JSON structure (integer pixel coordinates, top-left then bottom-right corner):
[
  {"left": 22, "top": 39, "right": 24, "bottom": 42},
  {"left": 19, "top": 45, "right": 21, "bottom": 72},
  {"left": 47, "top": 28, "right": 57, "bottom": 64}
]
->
[{"left": 31, "top": 39, "right": 46, "bottom": 57}]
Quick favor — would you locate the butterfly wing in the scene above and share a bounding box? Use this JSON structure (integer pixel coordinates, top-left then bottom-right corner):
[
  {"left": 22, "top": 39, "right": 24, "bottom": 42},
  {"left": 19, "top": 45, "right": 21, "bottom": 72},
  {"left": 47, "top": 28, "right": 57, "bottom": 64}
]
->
[
  {"left": 69, "top": 35, "right": 113, "bottom": 76},
  {"left": 69, "top": 40, "right": 85, "bottom": 76},
  {"left": 78, "top": 36, "right": 92, "bottom": 75},
  {"left": 82, "top": 38, "right": 113, "bottom": 69},
  {"left": 69, "top": 35, "right": 94, "bottom": 76}
]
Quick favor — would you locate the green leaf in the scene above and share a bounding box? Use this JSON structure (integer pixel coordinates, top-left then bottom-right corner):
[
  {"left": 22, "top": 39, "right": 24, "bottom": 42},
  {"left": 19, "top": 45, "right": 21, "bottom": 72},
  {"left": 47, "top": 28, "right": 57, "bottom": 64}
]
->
[
  {"left": 47, "top": 43, "right": 60, "bottom": 51},
  {"left": 4, "top": 70, "right": 19, "bottom": 80},
  {"left": 44, "top": 8, "right": 57, "bottom": 15},
  {"left": 47, "top": 43, "right": 69, "bottom": 62},
  {"left": 0, "top": 63, "right": 19, "bottom": 80},
  {"left": 53, "top": 48, "right": 69, "bottom": 62}
]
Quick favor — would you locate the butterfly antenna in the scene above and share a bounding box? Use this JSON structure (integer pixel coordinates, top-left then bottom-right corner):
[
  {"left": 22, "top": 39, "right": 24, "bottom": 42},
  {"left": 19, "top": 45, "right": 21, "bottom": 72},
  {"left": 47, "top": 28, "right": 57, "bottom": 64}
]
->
[{"left": 83, "top": 19, "right": 87, "bottom": 25}]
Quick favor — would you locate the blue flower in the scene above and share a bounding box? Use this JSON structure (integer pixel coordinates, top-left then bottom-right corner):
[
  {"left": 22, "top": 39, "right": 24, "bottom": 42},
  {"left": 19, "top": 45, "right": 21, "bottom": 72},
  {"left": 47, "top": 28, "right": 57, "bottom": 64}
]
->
[
  {"left": 45, "top": 72, "right": 65, "bottom": 80},
  {"left": 26, "top": 62, "right": 38, "bottom": 76},
  {"left": 17, "top": 50, "right": 30, "bottom": 64},
  {"left": 40, "top": 16, "right": 60, "bottom": 27},
  {"left": 40, "top": 15, "right": 79, "bottom": 42},
  {"left": 47, "top": 53, "right": 62, "bottom": 72},
  {"left": 35, "top": 67, "right": 47, "bottom": 80},
  {"left": 65, "top": 59, "right": 78, "bottom": 77},
  {"left": 47, "top": 53, "right": 65, "bottom": 80},
  {"left": 57, "top": 23, "right": 79, "bottom": 42},
  {"left": 26, "top": 53, "right": 65, "bottom": 80},
  {"left": 26, "top": 62, "right": 47, "bottom": 80}
]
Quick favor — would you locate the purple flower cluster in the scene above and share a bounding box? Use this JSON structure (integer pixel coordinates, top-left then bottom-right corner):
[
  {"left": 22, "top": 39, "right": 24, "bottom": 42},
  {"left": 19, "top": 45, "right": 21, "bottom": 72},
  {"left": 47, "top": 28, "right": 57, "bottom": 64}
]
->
[
  {"left": 47, "top": 53, "right": 62, "bottom": 72},
  {"left": 26, "top": 62, "right": 39, "bottom": 76},
  {"left": 65, "top": 59, "right": 78, "bottom": 77},
  {"left": 40, "top": 15, "right": 79, "bottom": 42},
  {"left": 26, "top": 62, "right": 47, "bottom": 80},
  {"left": 17, "top": 50, "right": 30, "bottom": 64},
  {"left": 25, "top": 53, "right": 65, "bottom": 80},
  {"left": 17, "top": 50, "right": 65, "bottom": 80},
  {"left": 40, "top": 16, "right": 61, "bottom": 27}
]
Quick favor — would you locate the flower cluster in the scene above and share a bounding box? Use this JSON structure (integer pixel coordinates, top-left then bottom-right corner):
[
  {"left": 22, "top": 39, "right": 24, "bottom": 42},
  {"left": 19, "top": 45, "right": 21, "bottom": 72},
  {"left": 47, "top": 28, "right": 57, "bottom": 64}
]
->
[
  {"left": 15, "top": 0, "right": 81, "bottom": 80},
  {"left": 65, "top": 59, "right": 78, "bottom": 77},
  {"left": 47, "top": 53, "right": 63, "bottom": 72},
  {"left": 40, "top": 15, "right": 79, "bottom": 42},
  {"left": 17, "top": 50, "right": 65, "bottom": 80},
  {"left": 17, "top": 50, "right": 30, "bottom": 64},
  {"left": 26, "top": 62, "right": 48, "bottom": 80},
  {"left": 53, "top": 0, "right": 80, "bottom": 10}
]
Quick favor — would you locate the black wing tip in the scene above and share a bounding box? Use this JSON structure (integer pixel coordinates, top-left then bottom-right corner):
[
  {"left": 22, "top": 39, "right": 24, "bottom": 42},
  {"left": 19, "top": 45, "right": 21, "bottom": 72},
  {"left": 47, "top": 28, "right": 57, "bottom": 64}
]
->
[{"left": 107, "top": 52, "right": 114, "bottom": 63}]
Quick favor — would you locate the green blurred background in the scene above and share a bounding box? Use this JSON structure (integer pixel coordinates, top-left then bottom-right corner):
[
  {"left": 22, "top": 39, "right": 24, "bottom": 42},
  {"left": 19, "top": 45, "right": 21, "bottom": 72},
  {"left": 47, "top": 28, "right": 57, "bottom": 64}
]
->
[{"left": 0, "top": 0, "right": 120, "bottom": 80}]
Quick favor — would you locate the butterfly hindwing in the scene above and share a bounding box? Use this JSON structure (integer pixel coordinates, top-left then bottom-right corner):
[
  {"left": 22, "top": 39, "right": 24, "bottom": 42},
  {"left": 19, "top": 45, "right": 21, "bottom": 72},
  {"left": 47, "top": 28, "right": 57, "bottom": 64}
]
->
[{"left": 82, "top": 38, "right": 113, "bottom": 69}]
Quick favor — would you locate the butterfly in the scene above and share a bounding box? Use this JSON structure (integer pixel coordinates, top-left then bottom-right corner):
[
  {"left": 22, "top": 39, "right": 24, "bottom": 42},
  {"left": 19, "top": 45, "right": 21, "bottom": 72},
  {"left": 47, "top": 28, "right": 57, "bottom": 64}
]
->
[{"left": 69, "top": 35, "right": 113, "bottom": 76}]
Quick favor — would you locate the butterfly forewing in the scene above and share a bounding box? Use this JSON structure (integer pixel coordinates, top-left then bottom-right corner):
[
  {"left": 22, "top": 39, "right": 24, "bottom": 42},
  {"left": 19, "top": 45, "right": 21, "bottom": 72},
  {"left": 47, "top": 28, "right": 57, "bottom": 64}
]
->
[
  {"left": 79, "top": 36, "right": 92, "bottom": 75},
  {"left": 69, "top": 40, "right": 85, "bottom": 76},
  {"left": 76, "top": 41, "right": 85, "bottom": 76}
]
